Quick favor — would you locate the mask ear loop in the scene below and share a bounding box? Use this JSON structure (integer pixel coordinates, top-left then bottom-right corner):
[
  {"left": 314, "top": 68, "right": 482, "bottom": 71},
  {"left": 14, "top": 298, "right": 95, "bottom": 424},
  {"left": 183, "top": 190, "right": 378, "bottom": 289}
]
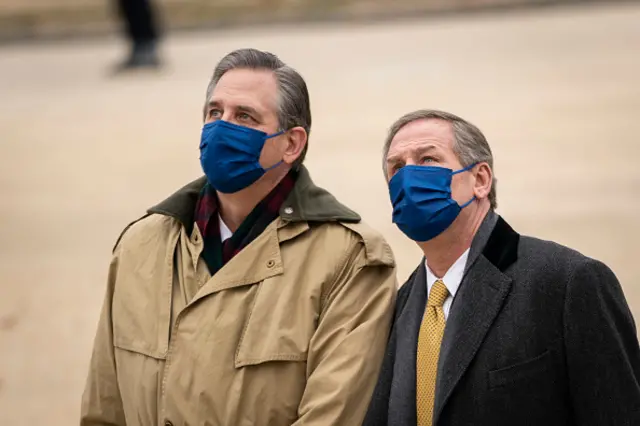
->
[
  {"left": 264, "top": 161, "right": 283, "bottom": 171},
  {"left": 265, "top": 130, "right": 286, "bottom": 139},
  {"left": 451, "top": 162, "right": 477, "bottom": 175},
  {"left": 453, "top": 162, "right": 478, "bottom": 207},
  {"left": 459, "top": 196, "right": 476, "bottom": 208},
  {"left": 263, "top": 129, "right": 288, "bottom": 171}
]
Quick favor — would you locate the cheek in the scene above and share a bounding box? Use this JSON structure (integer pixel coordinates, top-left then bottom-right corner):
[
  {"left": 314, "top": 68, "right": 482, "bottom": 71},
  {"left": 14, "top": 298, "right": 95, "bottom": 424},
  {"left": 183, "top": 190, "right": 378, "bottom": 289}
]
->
[
  {"left": 258, "top": 136, "right": 285, "bottom": 167},
  {"left": 450, "top": 174, "right": 475, "bottom": 203}
]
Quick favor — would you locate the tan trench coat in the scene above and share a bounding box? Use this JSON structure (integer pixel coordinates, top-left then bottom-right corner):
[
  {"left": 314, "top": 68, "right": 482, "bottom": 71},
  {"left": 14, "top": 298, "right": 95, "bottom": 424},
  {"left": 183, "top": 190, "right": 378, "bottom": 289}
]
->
[{"left": 80, "top": 167, "right": 397, "bottom": 426}]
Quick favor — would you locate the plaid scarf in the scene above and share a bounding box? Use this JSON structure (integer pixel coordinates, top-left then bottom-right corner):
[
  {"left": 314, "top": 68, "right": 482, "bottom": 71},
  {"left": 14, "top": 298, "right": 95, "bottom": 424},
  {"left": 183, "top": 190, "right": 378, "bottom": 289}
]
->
[{"left": 194, "top": 172, "right": 296, "bottom": 275}]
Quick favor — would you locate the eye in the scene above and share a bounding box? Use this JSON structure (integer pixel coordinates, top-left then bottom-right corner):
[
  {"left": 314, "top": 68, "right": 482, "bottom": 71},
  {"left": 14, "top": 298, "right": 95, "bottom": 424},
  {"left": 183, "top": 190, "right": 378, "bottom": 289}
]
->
[
  {"left": 208, "top": 109, "right": 222, "bottom": 119},
  {"left": 237, "top": 112, "right": 254, "bottom": 122},
  {"left": 389, "top": 162, "right": 404, "bottom": 177},
  {"left": 421, "top": 156, "right": 437, "bottom": 164}
]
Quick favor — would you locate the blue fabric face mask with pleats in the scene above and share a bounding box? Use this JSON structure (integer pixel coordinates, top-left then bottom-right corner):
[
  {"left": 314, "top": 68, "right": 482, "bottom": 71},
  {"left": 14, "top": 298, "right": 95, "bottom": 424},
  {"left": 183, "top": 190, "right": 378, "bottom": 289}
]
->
[
  {"left": 389, "top": 163, "right": 476, "bottom": 242},
  {"left": 199, "top": 120, "right": 284, "bottom": 194}
]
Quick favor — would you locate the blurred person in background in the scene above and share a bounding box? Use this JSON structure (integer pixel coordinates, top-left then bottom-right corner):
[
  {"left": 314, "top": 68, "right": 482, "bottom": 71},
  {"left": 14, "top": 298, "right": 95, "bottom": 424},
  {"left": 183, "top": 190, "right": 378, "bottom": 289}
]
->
[
  {"left": 113, "top": 0, "right": 162, "bottom": 71},
  {"left": 364, "top": 110, "right": 640, "bottom": 426},
  {"left": 81, "top": 48, "right": 397, "bottom": 426}
]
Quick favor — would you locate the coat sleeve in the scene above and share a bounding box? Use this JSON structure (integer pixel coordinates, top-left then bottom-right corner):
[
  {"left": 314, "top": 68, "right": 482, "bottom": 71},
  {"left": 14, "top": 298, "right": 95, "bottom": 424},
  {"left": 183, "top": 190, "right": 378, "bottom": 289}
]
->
[
  {"left": 563, "top": 258, "right": 640, "bottom": 425},
  {"left": 291, "top": 244, "right": 397, "bottom": 426},
  {"left": 80, "top": 247, "right": 127, "bottom": 426}
]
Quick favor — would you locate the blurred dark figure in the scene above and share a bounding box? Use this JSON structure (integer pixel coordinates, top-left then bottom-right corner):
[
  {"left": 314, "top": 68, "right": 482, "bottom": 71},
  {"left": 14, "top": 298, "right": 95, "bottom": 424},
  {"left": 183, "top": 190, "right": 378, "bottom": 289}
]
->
[{"left": 114, "top": 0, "right": 162, "bottom": 72}]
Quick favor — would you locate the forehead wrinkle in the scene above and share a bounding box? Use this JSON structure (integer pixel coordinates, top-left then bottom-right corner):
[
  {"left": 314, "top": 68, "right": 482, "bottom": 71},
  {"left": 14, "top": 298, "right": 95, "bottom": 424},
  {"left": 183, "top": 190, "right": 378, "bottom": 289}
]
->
[
  {"left": 388, "top": 140, "right": 437, "bottom": 160},
  {"left": 211, "top": 69, "right": 278, "bottom": 113}
]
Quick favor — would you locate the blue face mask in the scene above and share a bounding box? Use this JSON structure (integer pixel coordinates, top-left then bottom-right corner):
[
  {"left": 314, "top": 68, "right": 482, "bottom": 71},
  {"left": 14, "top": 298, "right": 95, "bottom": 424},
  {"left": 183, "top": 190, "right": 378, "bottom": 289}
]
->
[
  {"left": 199, "top": 120, "right": 284, "bottom": 194},
  {"left": 389, "top": 163, "right": 476, "bottom": 242}
]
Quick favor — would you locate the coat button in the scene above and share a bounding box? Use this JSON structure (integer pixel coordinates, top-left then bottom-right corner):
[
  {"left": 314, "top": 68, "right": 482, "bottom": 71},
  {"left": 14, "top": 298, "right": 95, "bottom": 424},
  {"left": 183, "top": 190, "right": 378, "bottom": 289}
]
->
[
  {"left": 283, "top": 207, "right": 294, "bottom": 215},
  {"left": 266, "top": 260, "right": 275, "bottom": 268}
]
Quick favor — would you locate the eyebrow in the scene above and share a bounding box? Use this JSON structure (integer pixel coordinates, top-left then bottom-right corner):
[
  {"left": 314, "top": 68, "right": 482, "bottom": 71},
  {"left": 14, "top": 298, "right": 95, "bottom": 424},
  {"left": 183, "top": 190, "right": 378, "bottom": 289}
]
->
[
  {"left": 386, "top": 144, "right": 438, "bottom": 164},
  {"left": 236, "top": 105, "right": 262, "bottom": 119},
  {"left": 206, "top": 101, "right": 264, "bottom": 122}
]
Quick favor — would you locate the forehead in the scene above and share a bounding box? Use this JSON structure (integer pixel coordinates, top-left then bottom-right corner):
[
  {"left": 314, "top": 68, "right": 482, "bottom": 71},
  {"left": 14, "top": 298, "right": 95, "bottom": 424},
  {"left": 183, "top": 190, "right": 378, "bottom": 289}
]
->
[
  {"left": 210, "top": 68, "right": 278, "bottom": 112},
  {"left": 388, "top": 118, "right": 455, "bottom": 156}
]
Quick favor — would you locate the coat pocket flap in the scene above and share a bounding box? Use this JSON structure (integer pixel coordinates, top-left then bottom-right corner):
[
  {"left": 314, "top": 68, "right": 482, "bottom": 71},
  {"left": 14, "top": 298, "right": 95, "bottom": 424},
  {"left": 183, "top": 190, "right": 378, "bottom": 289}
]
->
[
  {"left": 112, "top": 273, "right": 171, "bottom": 361},
  {"left": 113, "top": 337, "right": 168, "bottom": 360},
  {"left": 489, "top": 350, "right": 551, "bottom": 389},
  {"left": 235, "top": 352, "right": 307, "bottom": 368},
  {"left": 234, "top": 279, "right": 311, "bottom": 368}
]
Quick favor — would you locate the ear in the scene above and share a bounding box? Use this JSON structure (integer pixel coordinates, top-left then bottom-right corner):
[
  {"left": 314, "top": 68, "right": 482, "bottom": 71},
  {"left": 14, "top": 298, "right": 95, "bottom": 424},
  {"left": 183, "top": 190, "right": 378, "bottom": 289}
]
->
[
  {"left": 281, "top": 127, "right": 308, "bottom": 165},
  {"left": 473, "top": 162, "right": 493, "bottom": 200}
]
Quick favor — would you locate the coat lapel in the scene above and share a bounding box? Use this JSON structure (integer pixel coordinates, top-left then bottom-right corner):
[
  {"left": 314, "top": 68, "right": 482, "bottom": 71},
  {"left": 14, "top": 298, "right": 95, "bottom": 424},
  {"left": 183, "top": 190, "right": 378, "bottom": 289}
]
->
[
  {"left": 387, "top": 262, "right": 428, "bottom": 426},
  {"left": 464, "top": 211, "right": 499, "bottom": 275},
  {"left": 433, "top": 214, "right": 520, "bottom": 424}
]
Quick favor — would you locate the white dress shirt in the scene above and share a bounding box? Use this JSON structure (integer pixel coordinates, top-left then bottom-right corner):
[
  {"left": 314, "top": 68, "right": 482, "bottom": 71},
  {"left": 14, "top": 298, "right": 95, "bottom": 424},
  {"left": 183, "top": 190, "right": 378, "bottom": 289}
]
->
[
  {"left": 218, "top": 214, "right": 232, "bottom": 242},
  {"left": 425, "top": 248, "right": 470, "bottom": 320}
]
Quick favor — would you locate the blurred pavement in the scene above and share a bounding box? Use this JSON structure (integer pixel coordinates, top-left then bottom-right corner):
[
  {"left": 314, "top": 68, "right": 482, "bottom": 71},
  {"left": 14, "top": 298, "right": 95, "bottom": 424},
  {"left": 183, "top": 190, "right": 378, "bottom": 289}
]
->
[{"left": 1, "top": 2, "right": 639, "bottom": 425}]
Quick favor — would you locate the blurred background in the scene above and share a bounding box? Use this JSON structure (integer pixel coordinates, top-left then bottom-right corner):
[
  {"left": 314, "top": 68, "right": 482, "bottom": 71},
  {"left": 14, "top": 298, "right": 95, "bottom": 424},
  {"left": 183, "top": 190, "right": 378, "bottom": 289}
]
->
[{"left": 1, "top": 0, "right": 639, "bottom": 424}]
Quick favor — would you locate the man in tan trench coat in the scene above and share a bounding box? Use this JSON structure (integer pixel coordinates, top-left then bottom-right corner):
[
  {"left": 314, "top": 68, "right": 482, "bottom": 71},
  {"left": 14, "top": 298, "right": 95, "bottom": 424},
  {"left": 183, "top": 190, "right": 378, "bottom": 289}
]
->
[{"left": 80, "top": 48, "right": 397, "bottom": 426}]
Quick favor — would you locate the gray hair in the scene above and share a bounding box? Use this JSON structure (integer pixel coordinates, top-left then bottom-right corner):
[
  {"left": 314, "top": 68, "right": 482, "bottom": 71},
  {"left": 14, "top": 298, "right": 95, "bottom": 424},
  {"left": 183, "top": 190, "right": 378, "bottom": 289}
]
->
[
  {"left": 383, "top": 109, "right": 497, "bottom": 210},
  {"left": 204, "top": 48, "right": 312, "bottom": 168}
]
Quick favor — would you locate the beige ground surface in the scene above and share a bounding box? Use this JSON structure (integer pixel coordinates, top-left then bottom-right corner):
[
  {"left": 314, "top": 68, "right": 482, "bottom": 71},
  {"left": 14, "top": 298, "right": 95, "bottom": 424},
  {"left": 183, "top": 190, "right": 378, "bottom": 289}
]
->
[
  {"left": 0, "top": 1, "right": 581, "bottom": 42},
  {"left": 1, "top": 2, "right": 639, "bottom": 425}
]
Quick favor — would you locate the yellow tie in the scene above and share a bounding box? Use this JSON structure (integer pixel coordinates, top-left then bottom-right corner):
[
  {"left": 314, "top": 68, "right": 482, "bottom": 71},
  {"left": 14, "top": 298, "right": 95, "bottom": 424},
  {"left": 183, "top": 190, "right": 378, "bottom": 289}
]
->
[{"left": 416, "top": 279, "right": 449, "bottom": 426}]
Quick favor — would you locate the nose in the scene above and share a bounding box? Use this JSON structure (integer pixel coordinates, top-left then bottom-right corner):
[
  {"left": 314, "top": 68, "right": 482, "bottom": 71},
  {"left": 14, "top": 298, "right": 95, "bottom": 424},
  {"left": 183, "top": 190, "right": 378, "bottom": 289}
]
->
[{"left": 404, "top": 158, "right": 417, "bottom": 167}]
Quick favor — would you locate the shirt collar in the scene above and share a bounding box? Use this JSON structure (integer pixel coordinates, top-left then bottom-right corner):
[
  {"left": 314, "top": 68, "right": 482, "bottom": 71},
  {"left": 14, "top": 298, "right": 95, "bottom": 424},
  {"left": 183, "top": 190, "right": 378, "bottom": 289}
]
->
[
  {"left": 425, "top": 248, "right": 470, "bottom": 300},
  {"left": 218, "top": 214, "right": 232, "bottom": 242}
]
